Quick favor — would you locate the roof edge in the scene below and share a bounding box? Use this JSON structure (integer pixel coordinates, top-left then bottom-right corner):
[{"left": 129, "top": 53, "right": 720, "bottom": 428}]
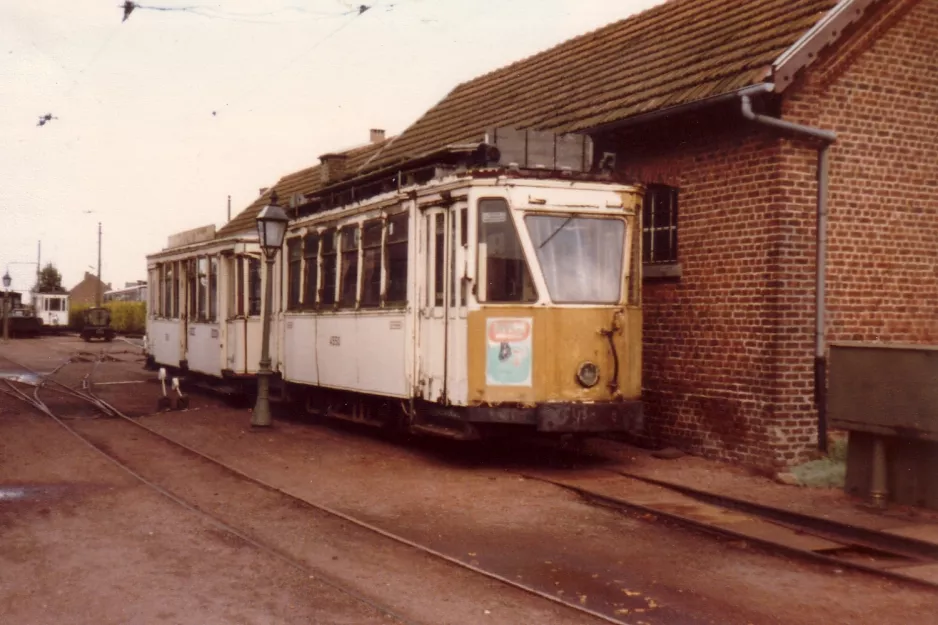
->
[{"left": 772, "top": 0, "right": 887, "bottom": 91}]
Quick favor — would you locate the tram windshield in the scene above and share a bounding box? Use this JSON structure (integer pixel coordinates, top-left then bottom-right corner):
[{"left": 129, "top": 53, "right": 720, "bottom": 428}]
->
[{"left": 525, "top": 214, "right": 626, "bottom": 304}]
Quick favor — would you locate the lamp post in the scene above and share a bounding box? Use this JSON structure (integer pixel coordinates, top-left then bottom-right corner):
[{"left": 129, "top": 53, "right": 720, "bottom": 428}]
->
[
  {"left": 2, "top": 270, "right": 12, "bottom": 342},
  {"left": 251, "top": 191, "right": 289, "bottom": 427}
]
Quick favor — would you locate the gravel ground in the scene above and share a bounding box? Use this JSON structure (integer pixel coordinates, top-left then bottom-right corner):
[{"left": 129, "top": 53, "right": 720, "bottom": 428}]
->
[{"left": 2, "top": 336, "right": 937, "bottom": 625}]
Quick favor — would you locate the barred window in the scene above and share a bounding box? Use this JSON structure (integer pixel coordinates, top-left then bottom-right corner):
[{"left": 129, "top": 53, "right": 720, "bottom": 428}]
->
[
  {"left": 385, "top": 212, "right": 408, "bottom": 306},
  {"left": 303, "top": 233, "right": 319, "bottom": 309},
  {"left": 360, "top": 220, "right": 383, "bottom": 308},
  {"left": 643, "top": 185, "right": 679, "bottom": 265},
  {"left": 286, "top": 238, "right": 303, "bottom": 311}
]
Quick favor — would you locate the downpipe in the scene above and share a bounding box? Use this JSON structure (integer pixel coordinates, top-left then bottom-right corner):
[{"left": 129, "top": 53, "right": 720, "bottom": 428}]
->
[{"left": 740, "top": 94, "right": 836, "bottom": 453}]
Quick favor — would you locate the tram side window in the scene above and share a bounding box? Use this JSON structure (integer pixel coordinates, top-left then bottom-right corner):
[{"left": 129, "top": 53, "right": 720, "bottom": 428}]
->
[
  {"left": 236, "top": 258, "right": 245, "bottom": 316},
  {"left": 451, "top": 207, "right": 467, "bottom": 308},
  {"left": 360, "top": 220, "right": 382, "bottom": 308},
  {"left": 320, "top": 229, "right": 337, "bottom": 307},
  {"left": 477, "top": 198, "right": 537, "bottom": 303},
  {"left": 197, "top": 258, "right": 209, "bottom": 321},
  {"left": 160, "top": 265, "right": 170, "bottom": 317},
  {"left": 172, "top": 262, "right": 180, "bottom": 318},
  {"left": 186, "top": 260, "right": 197, "bottom": 319},
  {"left": 209, "top": 256, "right": 218, "bottom": 322},
  {"left": 286, "top": 238, "right": 302, "bottom": 311},
  {"left": 385, "top": 212, "right": 408, "bottom": 306},
  {"left": 434, "top": 213, "right": 445, "bottom": 307},
  {"left": 150, "top": 268, "right": 159, "bottom": 316},
  {"left": 248, "top": 258, "right": 261, "bottom": 316},
  {"left": 303, "top": 233, "right": 319, "bottom": 309},
  {"left": 339, "top": 226, "right": 360, "bottom": 308}
]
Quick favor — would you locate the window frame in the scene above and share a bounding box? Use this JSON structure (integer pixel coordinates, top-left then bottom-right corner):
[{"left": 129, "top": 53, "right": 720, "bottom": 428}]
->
[
  {"left": 642, "top": 184, "right": 680, "bottom": 278},
  {"left": 302, "top": 231, "right": 320, "bottom": 310},
  {"left": 338, "top": 225, "right": 360, "bottom": 309},
  {"left": 319, "top": 228, "right": 338, "bottom": 308},
  {"left": 384, "top": 211, "right": 409, "bottom": 308},
  {"left": 475, "top": 196, "right": 538, "bottom": 304},
  {"left": 360, "top": 218, "right": 383, "bottom": 309},
  {"left": 286, "top": 237, "right": 303, "bottom": 311}
]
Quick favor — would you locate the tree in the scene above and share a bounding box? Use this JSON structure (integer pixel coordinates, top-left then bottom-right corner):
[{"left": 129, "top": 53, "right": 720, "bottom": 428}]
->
[{"left": 36, "top": 263, "right": 64, "bottom": 293}]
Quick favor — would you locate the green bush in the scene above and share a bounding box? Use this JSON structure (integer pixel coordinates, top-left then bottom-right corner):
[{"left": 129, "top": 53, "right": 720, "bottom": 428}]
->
[{"left": 68, "top": 301, "right": 147, "bottom": 334}]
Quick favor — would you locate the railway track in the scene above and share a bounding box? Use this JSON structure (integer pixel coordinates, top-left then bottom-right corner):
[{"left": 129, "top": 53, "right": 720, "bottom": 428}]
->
[
  {"left": 523, "top": 468, "right": 938, "bottom": 591},
  {"left": 1, "top": 347, "right": 630, "bottom": 625}
]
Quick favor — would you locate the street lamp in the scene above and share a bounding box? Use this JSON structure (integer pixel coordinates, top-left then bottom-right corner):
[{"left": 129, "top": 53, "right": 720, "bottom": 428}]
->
[
  {"left": 251, "top": 190, "right": 289, "bottom": 427},
  {"left": 3, "top": 270, "right": 12, "bottom": 342}
]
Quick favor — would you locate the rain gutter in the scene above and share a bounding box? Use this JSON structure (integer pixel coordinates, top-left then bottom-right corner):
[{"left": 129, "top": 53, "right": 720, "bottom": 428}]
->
[{"left": 740, "top": 94, "right": 837, "bottom": 453}]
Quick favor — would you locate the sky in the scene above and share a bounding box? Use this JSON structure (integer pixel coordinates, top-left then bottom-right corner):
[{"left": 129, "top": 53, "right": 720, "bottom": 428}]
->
[{"left": 1, "top": 0, "right": 664, "bottom": 295}]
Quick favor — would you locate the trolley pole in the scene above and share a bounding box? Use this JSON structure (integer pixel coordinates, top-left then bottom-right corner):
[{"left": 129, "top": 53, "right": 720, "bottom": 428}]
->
[{"left": 96, "top": 222, "right": 102, "bottom": 307}]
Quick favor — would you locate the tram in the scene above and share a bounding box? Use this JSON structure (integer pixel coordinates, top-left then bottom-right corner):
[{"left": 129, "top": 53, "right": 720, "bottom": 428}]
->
[
  {"left": 32, "top": 291, "right": 69, "bottom": 330},
  {"left": 145, "top": 134, "right": 645, "bottom": 439}
]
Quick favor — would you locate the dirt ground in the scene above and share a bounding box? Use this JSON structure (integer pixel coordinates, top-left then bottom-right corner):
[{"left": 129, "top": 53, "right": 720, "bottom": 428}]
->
[{"left": 2, "top": 336, "right": 937, "bottom": 624}]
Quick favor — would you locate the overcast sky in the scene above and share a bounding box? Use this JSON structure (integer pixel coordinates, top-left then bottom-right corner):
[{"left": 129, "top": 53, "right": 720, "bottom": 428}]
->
[{"left": 1, "top": 0, "right": 663, "bottom": 294}]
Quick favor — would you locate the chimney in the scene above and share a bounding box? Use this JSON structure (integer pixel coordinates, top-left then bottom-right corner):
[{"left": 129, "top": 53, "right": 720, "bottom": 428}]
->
[
  {"left": 370, "top": 128, "right": 385, "bottom": 144},
  {"left": 320, "top": 153, "right": 349, "bottom": 184}
]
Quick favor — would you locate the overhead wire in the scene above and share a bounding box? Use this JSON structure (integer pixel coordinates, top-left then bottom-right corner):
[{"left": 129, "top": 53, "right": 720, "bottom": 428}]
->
[{"left": 209, "top": 5, "right": 373, "bottom": 118}]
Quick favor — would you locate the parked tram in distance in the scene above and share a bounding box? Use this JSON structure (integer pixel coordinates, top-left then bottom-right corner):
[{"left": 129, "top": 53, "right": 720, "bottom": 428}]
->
[
  {"left": 145, "top": 135, "right": 645, "bottom": 439},
  {"left": 32, "top": 291, "right": 69, "bottom": 330}
]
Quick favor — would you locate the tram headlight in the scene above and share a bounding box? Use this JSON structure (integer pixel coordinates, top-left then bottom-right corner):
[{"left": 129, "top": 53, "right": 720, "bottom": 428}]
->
[{"left": 576, "top": 361, "right": 600, "bottom": 388}]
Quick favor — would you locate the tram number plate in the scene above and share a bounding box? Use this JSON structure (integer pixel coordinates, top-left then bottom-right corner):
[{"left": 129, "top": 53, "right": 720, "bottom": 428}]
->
[
  {"left": 329, "top": 336, "right": 341, "bottom": 346},
  {"left": 389, "top": 320, "right": 403, "bottom": 330},
  {"left": 211, "top": 329, "right": 219, "bottom": 339}
]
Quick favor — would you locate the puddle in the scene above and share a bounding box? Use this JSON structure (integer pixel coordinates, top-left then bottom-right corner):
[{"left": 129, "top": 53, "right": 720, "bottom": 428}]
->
[
  {"left": 0, "top": 370, "right": 43, "bottom": 386},
  {"left": 0, "top": 487, "right": 29, "bottom": 501},
  {"left": 0, "top": 484, "right": 73, "bottom": 503}
]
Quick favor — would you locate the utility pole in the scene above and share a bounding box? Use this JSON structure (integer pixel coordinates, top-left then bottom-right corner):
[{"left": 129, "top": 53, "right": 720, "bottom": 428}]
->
[
  {"left": 227, "top": 195, "right": 231, "bottom": 222},
  {"left": 96, "top": 222, "right": 102, "bottom": 307},
  {"left": 36, "top": 241, "right": 41, "bottom": 291}
]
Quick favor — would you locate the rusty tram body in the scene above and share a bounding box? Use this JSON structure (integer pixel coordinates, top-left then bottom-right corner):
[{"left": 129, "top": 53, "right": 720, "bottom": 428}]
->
[{"left": 145, "top": 132, "right": 645, "bottom": 439}]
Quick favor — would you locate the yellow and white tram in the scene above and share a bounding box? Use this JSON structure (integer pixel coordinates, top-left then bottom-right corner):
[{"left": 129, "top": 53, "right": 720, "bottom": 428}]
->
[{"left": 146, "top": 159, "right": 644, "bottom": 438}]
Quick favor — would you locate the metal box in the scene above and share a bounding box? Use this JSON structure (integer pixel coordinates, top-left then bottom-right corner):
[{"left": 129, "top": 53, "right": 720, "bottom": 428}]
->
[
  {"left": 486, "top": 127, "right": 593, "bottom": 172},
  {"left": 829, "top": 342, "right": 938, "bottom": 510}
]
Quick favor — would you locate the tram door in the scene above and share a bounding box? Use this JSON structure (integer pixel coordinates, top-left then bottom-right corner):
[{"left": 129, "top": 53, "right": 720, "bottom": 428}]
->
[{"left": 417, "top": 208, "right": 450, "bottom": 401}]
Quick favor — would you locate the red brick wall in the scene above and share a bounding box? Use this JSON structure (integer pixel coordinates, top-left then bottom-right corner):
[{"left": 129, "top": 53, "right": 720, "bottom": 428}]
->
[
  {"left": 600, "top": 114, "right": 793, "bottom": 467},
  {"left": 774, "top": 0, "right": 938, "bottom": 462},
  {"left": 598, "top": 0, "right": 938, "bottom": 468}
]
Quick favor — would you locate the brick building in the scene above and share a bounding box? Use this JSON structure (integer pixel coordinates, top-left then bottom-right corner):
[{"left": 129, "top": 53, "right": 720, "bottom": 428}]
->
[
  {"left": 222, "top": 0, "right": 936, "bottom": 467},
  {"left": 69, "top": 272, "right": 111, "bottom": 307}
]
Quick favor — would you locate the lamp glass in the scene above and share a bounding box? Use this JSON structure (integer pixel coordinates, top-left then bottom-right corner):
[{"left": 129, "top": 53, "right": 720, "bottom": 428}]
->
[
  {"left": 2, "top": 272, "right": 10, "bottom": 289},
  {"left": 255, "top": 203, "right": 289, "bottom": 257}
]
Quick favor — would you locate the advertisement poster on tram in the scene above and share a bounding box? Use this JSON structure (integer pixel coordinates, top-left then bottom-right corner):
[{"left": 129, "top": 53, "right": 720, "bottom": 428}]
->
[{"left": 485, "top": 317, "right": 533, "bottom": 387}]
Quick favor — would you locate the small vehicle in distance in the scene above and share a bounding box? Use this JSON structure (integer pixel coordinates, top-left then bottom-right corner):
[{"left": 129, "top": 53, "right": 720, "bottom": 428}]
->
[{"left": 80, "top": 307, "right": 116, "bottom": 342}]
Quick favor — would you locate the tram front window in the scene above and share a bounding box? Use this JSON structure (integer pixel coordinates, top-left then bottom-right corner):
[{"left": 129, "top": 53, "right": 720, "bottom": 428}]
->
[{"left": 525, "top": 215, "right": 626, "bottom": 304}]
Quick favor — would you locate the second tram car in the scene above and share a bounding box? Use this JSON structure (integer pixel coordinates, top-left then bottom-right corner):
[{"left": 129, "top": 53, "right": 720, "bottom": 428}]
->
[
  {"left": 146, "top": 148, "right": 644, "bottom": 439},
  {"left": 32, "top": 291, "right": 69, "bottom": 330}
]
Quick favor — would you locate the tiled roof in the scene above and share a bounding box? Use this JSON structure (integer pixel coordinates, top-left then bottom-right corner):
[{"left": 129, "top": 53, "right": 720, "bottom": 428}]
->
[
  {"left": 361, "top": 0, "right": 839, "bottom": 172},
  {"left": 217, "top": 138, "right": 391, "bottom": 237}
]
